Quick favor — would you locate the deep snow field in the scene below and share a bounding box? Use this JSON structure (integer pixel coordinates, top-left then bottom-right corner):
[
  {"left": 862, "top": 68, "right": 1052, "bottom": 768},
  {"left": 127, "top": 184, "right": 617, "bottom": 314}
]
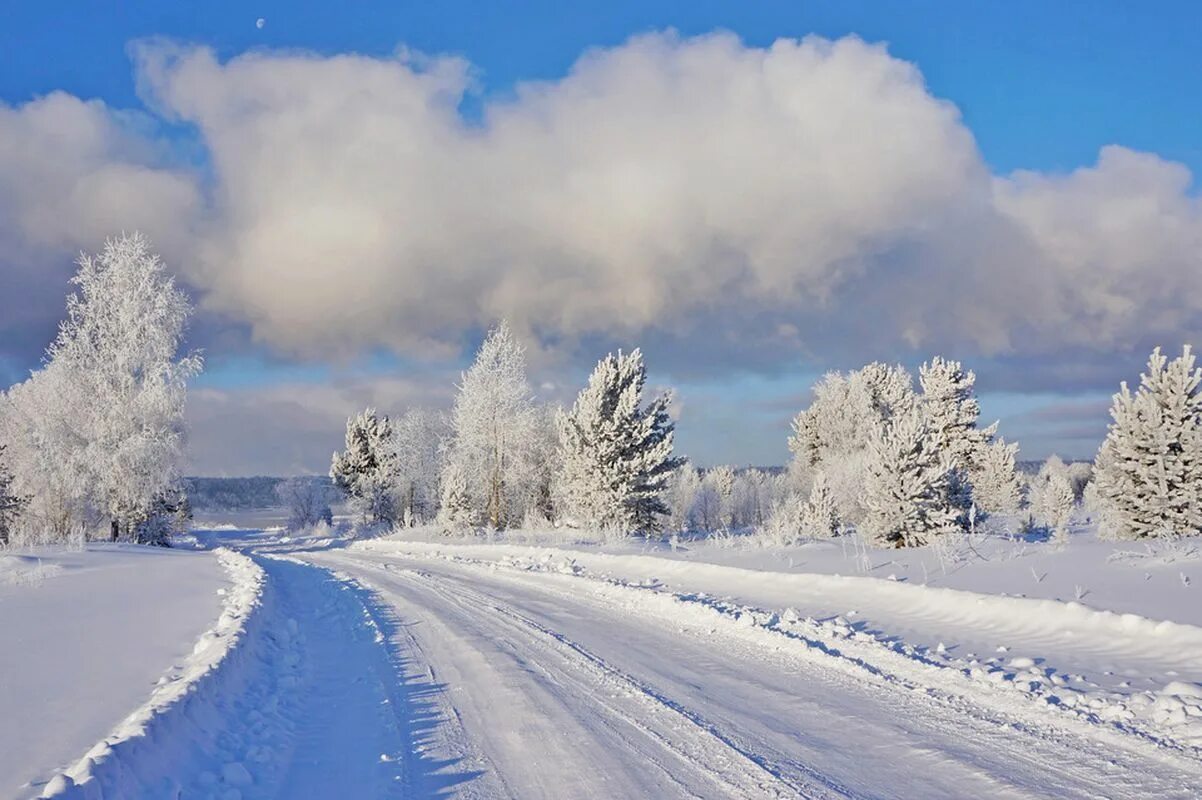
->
[{"left": 3, "top": 525, "right": 1201, "bottom": 799}]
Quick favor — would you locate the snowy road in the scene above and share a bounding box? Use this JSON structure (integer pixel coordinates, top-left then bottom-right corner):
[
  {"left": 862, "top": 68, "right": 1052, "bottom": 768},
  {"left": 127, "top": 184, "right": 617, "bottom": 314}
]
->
[
  {"left": 288, "top": 547, "right": 1202, "bottom": 799},
  {"left": 39, "top": 533, "right": 1202, "bottom": 799}
]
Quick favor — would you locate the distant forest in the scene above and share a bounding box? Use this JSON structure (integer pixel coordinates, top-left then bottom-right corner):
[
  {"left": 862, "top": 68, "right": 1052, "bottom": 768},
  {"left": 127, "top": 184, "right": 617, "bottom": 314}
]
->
[{"left": 184, "top": 476, "right": 333, "bottom": 511}]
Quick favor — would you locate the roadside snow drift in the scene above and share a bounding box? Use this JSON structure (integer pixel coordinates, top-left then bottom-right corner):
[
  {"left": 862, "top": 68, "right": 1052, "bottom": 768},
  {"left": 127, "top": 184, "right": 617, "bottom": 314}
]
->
[{"left": 0, "top": 545, "right": 234, "bottom": 798}]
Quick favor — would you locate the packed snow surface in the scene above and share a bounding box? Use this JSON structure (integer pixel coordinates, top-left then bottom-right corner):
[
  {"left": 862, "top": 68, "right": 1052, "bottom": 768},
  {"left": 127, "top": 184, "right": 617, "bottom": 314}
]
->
[
  {"left": 0, "top": 544, "right": 230, "bottom": 797},
  {"left": 7, "top": 526, "right": 1202, "bottom": 798}
]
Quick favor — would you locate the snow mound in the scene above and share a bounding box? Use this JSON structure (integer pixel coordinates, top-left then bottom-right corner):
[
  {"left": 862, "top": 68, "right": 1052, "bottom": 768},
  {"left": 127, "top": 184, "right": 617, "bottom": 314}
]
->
[{"left": 40, "top": 549, "right": 264, "bottom": 798}]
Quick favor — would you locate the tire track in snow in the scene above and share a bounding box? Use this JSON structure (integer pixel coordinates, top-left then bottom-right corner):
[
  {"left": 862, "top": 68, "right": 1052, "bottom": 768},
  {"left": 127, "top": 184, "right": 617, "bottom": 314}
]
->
[{"left": 311, "top": 552, "right": 820, "bottom": 799}]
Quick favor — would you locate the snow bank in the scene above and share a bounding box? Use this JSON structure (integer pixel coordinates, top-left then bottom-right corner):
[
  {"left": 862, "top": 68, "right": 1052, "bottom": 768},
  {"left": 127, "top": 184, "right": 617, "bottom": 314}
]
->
[{"left": 39, "top": 549, "right": 265, "bottom": 798}]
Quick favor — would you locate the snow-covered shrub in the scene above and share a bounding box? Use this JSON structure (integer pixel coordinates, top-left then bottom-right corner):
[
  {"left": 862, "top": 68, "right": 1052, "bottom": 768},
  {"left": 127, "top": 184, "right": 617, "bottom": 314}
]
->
[
  {"left": 276, "top": 478, "right": 334, "bottom": 532},
  {"left": 758, "top": 494, "right": 806, "bottom": 546},
  {"left": 859, "top": 408, "right": 959, "bottom": 548},
  {"left": 1093, "top": 346, "right": 1202, "bottom": 539},
  {"left": 554, "top": 349, "right": 682, "bottom": 535},
  {"left": 331, "top": 408, "right": 399, "bottom": 525}
]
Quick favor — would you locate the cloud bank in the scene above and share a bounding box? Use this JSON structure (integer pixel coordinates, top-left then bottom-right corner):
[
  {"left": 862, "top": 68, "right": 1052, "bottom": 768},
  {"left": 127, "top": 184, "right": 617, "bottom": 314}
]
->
[{"left": 2, "top": 31, "right": 1200, "bottom": 387}]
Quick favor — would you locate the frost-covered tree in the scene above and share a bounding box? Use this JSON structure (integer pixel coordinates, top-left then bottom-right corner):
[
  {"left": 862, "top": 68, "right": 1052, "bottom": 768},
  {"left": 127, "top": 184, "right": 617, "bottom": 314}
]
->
[
  {"left": 277, "top": 478, "right": 334, "bottom": 531},
  {"left": 1030, "top": 470, "right": 1075, "bottom": 542},
  {"left": 446, "top": 322, "right": 542, "bottom": 529},
  {"left": 555, "top": 349, "right": 683, "bottom": 534},
  {"left": 0, "top": 362, "right": 92, "bottom": 542},
  {"left": 436, "top": 461, "right": 475, "bottom": 532},
  {"left": 801, "top": 471, "right": 840, "bottom": 538},
  {"left": 665, "top": 464, "right": 701, "bottom": 533},
  {"left": 859, "top": 408, "right": 959, "bottom": 547},
  {"left": 706, "top": 465, "right": 737, "bottom": 530},
  {"left": 919, "top": 357, "right": 997, "bottom": 521},
  {"left": 972, "top": 438, "right": 1022, "bottom": 516},
  {"left": 393, "top": 408, "right": 448, "bottom": 525},
  {"left": 17, "top": 234, "right": 202, "bottom": 543},
  {"left": 1093, "top": 346, "right": 1202, "bottom": 539},
  {"left": 789, "top": 363, "right": 916, "bottom": 525},
  {"left": 732, "top": 469, "right": 779, "bottom": 530},
  {"left": 0, "top": 444, "right": 26, "bottom": 547},
  {"left": 331, "top": 408, "right": 399, "bottom": 525}
]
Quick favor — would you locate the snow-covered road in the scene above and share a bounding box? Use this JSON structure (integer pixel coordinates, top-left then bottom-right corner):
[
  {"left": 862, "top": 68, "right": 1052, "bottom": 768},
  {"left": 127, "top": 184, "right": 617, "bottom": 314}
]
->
[
  {"left": 31, "top": 532, "right": 1202, "bottom": 799},
  {"left": 292, "top": 548, "right": 1202, "bottom": 799}
]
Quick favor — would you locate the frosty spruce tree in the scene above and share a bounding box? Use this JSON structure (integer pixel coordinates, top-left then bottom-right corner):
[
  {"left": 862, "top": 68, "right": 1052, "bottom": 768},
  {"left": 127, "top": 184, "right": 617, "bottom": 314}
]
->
[
  {"left": 1092, "top": 346, "right": 1202, "bottom": 539},
  {"left": 331, "top": 408, "right": 399, "bottom": 525},
  {"left": 555, "top": 348, "right": 683, "bottom": 535}
]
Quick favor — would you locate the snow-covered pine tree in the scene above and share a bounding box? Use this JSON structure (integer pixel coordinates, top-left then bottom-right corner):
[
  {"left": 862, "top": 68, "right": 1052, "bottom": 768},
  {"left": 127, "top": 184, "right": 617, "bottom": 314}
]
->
[
  {"left": 555, "top": 349, "right": 683, "bottom": 535},
  {"left": 331, "top": 408, "right": 399, "bottom": 526},
  {"left": 436, "top": 461, "right": 475, "bottom": 532},
  {"left": 447, "top": 322, "right": 542, "bottom": 529},
  {"left": 971, "top": 438, "right": 1022, "bottom": 517},
  {"left": 1093, "top": 346, "right": 1202, "bottom": 539},
  {"left": 0, "top": 443, "right": 26, "bottom": 547},
  {"left": 800, "top": 470, "right": 839, "bottom": 538},
  {"left": 859, "top": 408, "right": 959, "bottom": 547},
  {"left": 43, "top": 233, "right": 201, "bottom": 542},
  {"left": 1031, "top": 470, "right": 1075, "bottom": 542},
  {"left": 919, "top": 357, "right": 998, "bottom": 523}
]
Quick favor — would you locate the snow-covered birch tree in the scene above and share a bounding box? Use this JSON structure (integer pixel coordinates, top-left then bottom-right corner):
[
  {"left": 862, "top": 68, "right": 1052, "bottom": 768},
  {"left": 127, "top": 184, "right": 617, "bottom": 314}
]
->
[
  {"left": 1092, "top": 346, "right": 1202, "bottom": 539},
  {"left": 446, "top": 322, "right": 542, "bottom": 529},
  {"left": 393, "top": 408, "right": 448, "bottom": 525},
  {"left": 555, "top": 349, "right": 683, "bottom": 534},
  {"left": 19, "top": 233, "right": 202, "bottom": 542}
]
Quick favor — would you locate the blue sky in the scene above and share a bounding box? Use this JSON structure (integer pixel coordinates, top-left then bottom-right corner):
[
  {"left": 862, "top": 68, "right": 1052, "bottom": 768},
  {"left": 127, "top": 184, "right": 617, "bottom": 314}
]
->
[{"left": 2, "top": 2, "right": 1199, "bottom": 474}]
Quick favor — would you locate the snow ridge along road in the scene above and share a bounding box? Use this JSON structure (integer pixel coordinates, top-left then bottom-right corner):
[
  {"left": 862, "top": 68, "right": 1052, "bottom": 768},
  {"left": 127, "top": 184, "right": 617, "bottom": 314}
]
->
[{"left": 40, "top": 530, "right": 1202, "bottom": 798}]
